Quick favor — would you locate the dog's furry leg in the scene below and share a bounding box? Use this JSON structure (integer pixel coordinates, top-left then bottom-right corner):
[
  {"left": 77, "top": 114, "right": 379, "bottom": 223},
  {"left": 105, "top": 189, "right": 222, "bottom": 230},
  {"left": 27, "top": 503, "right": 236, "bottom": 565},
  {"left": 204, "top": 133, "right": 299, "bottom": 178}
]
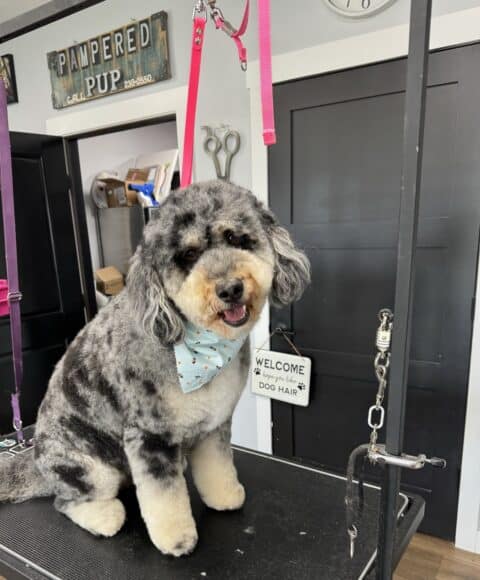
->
[
  {"left": 191, "top": 421, "right": 245, "bottom": 511},
  {"left": 124, "top": 428, "right": 197, "bottom": 557},
  {"left": 55, "top": 497, "right": 126, "bottom": 537},
  {"left": 37, "top": 447, "right": 125, "bottom": 538}
]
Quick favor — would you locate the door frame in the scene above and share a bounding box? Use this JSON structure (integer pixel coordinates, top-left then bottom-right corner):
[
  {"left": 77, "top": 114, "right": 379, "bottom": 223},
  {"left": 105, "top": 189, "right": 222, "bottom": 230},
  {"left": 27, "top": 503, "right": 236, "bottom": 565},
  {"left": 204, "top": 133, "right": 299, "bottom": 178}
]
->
[
  {"left": 246, "top": 6, "right": 480, "bottom": 553},
  {"left": 45, "top": 86, "right": 187, "bottom": 320}
]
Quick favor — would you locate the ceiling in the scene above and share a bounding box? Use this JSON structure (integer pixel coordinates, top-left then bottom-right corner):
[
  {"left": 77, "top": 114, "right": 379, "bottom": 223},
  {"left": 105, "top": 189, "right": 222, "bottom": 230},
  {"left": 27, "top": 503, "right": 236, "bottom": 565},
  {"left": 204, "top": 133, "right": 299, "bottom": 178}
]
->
[
  {"left": 0, "top": 0, "right": 53, "bottom": 24},
  {"left": 0, "top": 1, "right": 106, "bottom": 43}
]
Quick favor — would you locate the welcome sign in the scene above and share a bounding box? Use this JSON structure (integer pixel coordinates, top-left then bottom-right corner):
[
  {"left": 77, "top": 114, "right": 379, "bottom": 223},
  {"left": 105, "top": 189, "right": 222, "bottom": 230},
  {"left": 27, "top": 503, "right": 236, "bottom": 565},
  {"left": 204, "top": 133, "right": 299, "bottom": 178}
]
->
[
  {"left": 47, "top": 12, "right": 170, "bottom": 109},
  {"left": 251, "top": 349, "right": 311, "bottom": 407}
]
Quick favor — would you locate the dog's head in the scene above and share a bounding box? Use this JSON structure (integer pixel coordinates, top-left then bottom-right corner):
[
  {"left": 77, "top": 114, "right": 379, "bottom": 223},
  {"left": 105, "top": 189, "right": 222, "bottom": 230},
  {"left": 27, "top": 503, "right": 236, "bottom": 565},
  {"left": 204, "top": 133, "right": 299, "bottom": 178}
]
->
[{"left": 127, "top": 181, "right": 310, "bottom": 343}]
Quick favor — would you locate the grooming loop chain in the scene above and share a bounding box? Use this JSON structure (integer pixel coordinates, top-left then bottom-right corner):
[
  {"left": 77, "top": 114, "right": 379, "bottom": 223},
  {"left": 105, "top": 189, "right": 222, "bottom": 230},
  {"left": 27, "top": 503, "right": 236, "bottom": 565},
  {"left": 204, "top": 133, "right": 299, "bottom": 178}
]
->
[
  {"left": 345, "top": 308, "right": 446, "bottom": 559},
  {"left": 368, "top": 309, "right": 393, "bottom": 453}
]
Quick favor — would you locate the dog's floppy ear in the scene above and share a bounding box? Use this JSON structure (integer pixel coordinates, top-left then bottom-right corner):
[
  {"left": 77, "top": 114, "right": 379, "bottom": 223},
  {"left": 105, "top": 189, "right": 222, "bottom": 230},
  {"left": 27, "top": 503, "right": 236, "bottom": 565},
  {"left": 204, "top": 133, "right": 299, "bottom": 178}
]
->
[
  {"left": 259, "top": 205, "right": 311, "bottom": 307},
  {"left": 127, "top": 247, "right": 184, "bottom": 345}
]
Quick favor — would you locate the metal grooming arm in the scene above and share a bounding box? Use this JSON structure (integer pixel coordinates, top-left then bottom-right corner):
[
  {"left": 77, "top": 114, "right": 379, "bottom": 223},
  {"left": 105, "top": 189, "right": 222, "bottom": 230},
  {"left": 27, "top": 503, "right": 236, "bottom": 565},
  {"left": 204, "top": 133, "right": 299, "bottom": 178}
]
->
[{"left": 376, "top": 1, "right": 433, "bottom": 578}]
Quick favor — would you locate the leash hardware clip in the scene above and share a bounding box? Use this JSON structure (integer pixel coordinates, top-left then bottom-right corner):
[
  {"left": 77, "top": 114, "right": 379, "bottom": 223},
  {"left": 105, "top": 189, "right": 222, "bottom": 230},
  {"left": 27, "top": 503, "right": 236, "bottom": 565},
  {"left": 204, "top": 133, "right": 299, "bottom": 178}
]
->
[
  {"left": 348, "top": 525, "right": 358, "bottom": 559},
  {"left": 210, "top": 6, "right": 237, "bottom": 37},
  {"left": 193, "top": 0, "right": 208, "bottom": 20},
  {"left": 7, "top": 290, "right": 22, "bottom": 303},
  {"left": 367, "top": 444, "right": 447, "bottom": 470}
]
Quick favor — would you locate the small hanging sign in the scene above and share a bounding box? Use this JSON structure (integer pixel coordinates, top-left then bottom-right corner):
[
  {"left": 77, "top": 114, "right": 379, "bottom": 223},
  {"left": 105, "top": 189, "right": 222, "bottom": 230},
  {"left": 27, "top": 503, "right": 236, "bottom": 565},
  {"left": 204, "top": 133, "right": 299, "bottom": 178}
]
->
[
  {"left": 251, "top": 349, "right": 311, "bottom": 407},
  {"left": 47, "top": 12, "right": 170, "bottom": 109}
]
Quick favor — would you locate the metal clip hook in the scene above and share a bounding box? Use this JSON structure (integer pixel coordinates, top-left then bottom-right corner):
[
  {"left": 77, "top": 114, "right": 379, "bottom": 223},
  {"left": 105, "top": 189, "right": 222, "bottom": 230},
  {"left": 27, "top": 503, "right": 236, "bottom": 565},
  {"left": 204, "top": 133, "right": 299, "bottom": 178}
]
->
[
  {"left": 348, "top": 525, "right": 358, "bottom": 559},
  {"left": 7, "top": 291, "right": 22, "bottom": 303},
  {"left": 12, "top": 417, "right": 26, "bottom": 447},
  {"left": 193, "top": 0, "right": 208, "bottom": 19},
  {"left": 211, "top": 7, "right": 236, "bottom": 36}
]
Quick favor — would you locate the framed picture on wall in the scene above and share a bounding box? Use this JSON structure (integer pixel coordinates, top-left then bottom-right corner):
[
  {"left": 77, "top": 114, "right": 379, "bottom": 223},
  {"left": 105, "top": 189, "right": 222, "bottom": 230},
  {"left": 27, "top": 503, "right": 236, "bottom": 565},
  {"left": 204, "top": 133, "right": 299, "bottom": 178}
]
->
[{"left": 0, "top": 54, "right": 18, "bottom": 104}]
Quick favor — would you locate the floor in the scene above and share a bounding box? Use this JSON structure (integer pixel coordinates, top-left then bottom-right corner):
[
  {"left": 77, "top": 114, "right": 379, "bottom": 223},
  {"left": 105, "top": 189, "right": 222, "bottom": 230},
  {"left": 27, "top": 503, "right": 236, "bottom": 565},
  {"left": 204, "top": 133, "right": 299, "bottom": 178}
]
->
[{"left": 395, "top": 534, "right": 480, "bottom": 580}]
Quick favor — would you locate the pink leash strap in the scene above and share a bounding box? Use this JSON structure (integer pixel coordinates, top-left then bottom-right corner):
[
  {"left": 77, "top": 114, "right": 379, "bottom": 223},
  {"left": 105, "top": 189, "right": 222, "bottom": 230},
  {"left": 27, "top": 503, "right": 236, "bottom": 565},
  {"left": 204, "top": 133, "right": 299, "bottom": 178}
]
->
[
  {"left": 181, "top": 0, "right": 275, "bottom": 187},
  {"left": 258, "top": 0, "right": 276, "bottom": 145},
  {"left": 0, "top": 80, "right": 25, "bottom": 444},
  {"left": 231, "top": 0, "right": 249, "bottom": 69},
  {"left": 181, "top": 13, "right": 207, "bottom": 188},
  {"left": 212, "top": 0, "right": 250, "bottom": 70}
]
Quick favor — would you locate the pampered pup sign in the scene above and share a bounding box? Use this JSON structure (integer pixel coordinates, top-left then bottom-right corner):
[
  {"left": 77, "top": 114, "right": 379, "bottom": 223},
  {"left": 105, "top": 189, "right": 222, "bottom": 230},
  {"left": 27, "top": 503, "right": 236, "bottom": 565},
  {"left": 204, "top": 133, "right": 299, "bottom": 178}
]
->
[
  {"left": 47, "top": 12, "right": 170, "bottom": 109},
  {"left": 252, "top": 349, "right": 311, "bottom": 406}
]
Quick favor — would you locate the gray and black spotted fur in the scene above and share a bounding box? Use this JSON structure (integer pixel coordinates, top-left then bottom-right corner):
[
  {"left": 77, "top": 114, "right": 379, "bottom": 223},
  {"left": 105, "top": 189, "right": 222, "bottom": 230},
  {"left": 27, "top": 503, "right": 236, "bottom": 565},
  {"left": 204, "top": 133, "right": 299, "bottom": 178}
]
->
[{"left": 0, "top": 181, "right": 310, "bottom": 554}]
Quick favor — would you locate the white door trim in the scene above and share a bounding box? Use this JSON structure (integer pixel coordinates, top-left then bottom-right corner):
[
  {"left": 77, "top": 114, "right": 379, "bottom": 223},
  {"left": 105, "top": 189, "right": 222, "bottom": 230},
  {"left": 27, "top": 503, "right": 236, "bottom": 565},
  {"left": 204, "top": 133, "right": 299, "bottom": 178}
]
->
[
  {"left": 45, "top": 86, "right": 188, "bottom": 172},
  {"left": 247, "top": 6, "right": 480, "bottom": 550}
]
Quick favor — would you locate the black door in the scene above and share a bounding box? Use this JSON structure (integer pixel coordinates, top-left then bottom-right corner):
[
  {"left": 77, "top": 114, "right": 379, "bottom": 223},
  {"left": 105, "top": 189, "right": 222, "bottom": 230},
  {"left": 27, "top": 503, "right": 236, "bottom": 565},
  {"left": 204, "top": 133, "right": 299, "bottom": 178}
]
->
[
  {"left": 269, "top": 44, "right": 480, "bottom": 540},
  {"left": 0, "top": 133, "right": 85, "bottom": 433}
]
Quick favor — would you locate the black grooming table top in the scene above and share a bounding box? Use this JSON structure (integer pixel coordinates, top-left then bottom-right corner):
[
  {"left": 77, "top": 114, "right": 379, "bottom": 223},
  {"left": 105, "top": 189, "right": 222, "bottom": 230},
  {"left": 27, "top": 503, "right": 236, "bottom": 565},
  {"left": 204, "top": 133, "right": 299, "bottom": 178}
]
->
[{"left": 0, "top": 441, "right": 424, "bottom": 580}]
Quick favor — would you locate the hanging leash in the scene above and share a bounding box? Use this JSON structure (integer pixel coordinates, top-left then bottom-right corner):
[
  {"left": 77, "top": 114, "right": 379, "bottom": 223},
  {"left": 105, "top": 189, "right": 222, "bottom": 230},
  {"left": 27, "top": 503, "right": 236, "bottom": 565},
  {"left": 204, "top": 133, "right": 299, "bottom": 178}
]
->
[
  {"left": 0, "top": 80, "right": 26, "bottom": 446},
  {"left": 181, "top": 0, "right": 275, "bottom": 188},
  {"left": 181, "top": 1, "right": 207, "bottom": 188},
  {"left": 181, "top": 0, "right": 249, "bottom": 188},
  {"left": 257, "top": 0, "right": 276, "bottom": 146}
]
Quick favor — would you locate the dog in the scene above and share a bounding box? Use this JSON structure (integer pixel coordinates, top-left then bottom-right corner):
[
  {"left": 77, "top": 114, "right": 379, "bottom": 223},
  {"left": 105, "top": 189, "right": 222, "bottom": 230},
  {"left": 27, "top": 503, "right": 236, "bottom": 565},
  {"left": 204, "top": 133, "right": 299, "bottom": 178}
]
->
[{"left": 0, "top": 181, "right": 310, "bottom": 556}]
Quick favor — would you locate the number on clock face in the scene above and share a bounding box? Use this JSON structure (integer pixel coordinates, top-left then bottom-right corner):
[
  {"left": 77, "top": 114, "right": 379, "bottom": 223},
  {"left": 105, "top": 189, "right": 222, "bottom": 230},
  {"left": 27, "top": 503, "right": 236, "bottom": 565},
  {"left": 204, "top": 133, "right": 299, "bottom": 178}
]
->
[{"left": 324, "top": 0, "right": 397, "bottom": 18}]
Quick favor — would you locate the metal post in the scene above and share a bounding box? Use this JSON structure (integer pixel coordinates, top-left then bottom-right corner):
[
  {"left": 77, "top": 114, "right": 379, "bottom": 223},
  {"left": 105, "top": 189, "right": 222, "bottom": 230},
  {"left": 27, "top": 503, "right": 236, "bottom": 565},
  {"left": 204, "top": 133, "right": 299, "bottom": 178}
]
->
[{"left": 376, "top": 1, "right": 432, "bottom": 578}]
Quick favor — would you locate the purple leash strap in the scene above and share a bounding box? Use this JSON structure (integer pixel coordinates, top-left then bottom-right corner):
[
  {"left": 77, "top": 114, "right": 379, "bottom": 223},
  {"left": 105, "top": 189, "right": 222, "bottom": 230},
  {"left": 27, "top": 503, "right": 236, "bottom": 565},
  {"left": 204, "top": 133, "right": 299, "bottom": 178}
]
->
[{"left": 0, "top": 80, "right": 25, "bottom": 445}]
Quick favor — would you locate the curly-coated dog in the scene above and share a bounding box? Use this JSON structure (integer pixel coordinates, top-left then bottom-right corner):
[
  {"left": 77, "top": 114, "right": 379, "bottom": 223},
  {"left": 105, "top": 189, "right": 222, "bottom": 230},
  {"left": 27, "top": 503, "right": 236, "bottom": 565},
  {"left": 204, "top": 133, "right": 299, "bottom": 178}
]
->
[{"left": 0, "top": 181, "right": 310, "bottom": 556}]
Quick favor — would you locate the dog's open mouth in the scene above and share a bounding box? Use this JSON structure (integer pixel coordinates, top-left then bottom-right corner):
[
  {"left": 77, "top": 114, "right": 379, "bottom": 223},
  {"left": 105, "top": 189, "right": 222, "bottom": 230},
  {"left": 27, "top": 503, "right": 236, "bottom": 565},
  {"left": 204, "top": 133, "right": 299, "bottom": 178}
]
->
[{"left": 220, "top": 304, "right": 250, "bottom": 327}]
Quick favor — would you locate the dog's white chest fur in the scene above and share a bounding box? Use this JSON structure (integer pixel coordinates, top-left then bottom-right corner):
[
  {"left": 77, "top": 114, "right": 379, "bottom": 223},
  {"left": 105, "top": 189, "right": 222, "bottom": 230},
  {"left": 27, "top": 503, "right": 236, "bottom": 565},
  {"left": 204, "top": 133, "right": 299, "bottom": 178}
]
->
[{"left": 164, "top": 353, "right": 248, "bottom": 441}]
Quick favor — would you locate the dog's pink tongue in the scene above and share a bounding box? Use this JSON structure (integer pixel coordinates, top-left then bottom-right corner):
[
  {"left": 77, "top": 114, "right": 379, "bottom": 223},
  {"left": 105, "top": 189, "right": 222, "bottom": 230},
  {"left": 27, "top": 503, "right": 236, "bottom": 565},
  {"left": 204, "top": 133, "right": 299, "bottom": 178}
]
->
[{"left": 223, "top": 304, "right": 246, "bottom": 323}]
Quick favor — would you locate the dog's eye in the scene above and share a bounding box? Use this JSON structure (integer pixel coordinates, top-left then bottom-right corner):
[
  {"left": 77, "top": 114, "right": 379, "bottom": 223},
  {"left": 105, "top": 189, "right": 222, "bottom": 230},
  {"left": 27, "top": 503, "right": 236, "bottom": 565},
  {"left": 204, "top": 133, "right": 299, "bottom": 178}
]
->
[
  {"left": 224, "top": 230, "right": 256, "bottom": 250},
  {"left": 224, "top": 229, "right": 237, "bottom": 246},
  {"left": 240, "top": 234, "right": 256, "bottom": 249},
  {"left": 183, "top": 248, "right": 200, "bottom": 262}
]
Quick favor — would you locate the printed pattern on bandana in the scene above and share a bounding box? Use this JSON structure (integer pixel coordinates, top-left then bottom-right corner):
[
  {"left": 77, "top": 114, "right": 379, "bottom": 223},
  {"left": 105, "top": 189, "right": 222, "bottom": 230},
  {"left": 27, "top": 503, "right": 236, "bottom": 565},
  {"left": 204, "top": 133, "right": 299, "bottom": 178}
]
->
[{"left": 174, "top": 323, "right": 246, "bottom": 393}]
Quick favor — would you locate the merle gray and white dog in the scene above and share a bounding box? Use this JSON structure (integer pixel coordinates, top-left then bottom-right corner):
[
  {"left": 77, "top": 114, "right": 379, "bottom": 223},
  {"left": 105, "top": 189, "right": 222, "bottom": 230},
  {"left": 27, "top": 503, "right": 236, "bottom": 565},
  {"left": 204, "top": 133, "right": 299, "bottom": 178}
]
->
[{"left": 0, "top": 181, "right": 310, "bottom": 556}]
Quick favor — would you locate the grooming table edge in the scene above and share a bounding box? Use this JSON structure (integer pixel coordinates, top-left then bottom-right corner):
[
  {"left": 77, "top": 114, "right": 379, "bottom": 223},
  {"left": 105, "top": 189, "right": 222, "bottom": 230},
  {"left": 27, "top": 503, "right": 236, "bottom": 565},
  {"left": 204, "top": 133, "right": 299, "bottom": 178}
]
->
[{"left": 0, "top": 441, "right": 425, "bottom": 580}]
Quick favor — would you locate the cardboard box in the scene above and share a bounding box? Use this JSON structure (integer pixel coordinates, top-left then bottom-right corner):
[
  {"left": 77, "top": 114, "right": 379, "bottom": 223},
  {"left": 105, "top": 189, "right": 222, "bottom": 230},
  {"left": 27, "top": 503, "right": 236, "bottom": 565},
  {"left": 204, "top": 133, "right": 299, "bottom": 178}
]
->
[
  {"left": 95, "top": 266, "right": 124, "bottom": 296},
  {"left": 99, "top": 177, "right": 128, "bottom": 208}
]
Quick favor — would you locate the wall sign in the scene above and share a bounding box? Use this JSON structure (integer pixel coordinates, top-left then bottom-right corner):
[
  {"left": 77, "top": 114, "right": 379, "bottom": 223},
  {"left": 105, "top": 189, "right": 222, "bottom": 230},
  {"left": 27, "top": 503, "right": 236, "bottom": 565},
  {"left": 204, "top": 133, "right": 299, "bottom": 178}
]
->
[
  {"left": 251, "top": 349, "right": 311, "bottom": 407},
  {"left": 0, "top": 55, "right": 18, "bottom": 104},
  {"left": 47, "top": 12, "right": 170, "bottom": 109}
]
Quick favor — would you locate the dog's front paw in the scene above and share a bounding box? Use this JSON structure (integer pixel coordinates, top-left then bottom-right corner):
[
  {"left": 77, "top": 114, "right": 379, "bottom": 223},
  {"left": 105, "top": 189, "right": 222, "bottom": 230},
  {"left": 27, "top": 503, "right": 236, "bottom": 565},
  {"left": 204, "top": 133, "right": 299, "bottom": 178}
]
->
[
  {"left": 60, "top": 498, "right": 126, "bottom": 537},
  {"left": 147, "top": 515, "right": 198, "bottom": 557},
  {"left": 202, "top": 481, "right": 246, "bottom": 511}
]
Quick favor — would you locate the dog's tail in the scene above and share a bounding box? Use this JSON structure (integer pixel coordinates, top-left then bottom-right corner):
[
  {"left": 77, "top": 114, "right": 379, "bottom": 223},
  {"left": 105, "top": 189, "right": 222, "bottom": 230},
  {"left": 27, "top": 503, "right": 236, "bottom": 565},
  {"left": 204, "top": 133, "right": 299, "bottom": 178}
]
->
[{"left": 0, "top": 451, "right": 52, "bottom": 503}]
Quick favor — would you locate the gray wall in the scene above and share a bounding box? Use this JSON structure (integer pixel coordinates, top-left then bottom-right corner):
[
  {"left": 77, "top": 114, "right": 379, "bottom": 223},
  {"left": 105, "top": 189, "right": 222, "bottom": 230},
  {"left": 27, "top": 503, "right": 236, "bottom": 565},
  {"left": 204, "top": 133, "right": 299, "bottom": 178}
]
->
[{"left": 2, "top": 0, "right": 480, "bottom": 449}]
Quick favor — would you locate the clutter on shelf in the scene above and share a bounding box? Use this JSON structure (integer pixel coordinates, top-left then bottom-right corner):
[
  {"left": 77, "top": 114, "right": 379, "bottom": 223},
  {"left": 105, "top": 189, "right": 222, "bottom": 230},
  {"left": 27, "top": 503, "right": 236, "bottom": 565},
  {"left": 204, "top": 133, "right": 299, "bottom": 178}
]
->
[{"left": 90, "top": 148, "right": 179, "bottom": 209}]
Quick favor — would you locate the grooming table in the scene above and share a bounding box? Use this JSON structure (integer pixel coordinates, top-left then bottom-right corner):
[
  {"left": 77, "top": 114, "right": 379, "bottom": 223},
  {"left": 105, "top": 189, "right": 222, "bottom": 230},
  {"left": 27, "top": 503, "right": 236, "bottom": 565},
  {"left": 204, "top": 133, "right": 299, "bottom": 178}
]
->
[{"left": 0, "top": 432, "right": 424, "bottom": 580}]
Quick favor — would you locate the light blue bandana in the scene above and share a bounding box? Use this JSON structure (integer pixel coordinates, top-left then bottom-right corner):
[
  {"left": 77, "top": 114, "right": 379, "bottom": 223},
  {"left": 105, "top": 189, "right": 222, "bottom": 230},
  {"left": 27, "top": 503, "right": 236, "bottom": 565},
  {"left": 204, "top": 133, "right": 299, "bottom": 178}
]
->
[{"left": 174, "top": 323, "right": 246, "bottom": 393}]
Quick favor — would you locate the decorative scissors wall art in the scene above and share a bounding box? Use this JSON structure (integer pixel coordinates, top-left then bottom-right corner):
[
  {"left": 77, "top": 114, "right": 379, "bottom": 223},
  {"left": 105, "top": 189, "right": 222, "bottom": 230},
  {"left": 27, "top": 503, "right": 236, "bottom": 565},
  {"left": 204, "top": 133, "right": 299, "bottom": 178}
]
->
[{"left": 202, "top": 125, "right": 240, "bottom": 181}]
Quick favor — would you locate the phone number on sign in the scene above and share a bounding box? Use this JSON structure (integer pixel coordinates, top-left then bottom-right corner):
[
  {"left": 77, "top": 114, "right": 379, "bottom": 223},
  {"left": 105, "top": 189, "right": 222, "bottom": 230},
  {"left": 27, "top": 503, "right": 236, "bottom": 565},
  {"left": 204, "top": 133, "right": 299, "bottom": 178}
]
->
[{"left": 124, "top": 74, "right": 154, "bottom": 89}]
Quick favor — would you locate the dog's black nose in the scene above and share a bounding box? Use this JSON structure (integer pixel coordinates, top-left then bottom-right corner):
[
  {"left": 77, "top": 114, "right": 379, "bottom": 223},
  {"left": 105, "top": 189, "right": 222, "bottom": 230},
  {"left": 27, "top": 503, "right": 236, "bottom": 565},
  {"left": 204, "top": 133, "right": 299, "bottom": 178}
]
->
[{"left": 216, "top": 279, "right": 244, "bottom": 303}]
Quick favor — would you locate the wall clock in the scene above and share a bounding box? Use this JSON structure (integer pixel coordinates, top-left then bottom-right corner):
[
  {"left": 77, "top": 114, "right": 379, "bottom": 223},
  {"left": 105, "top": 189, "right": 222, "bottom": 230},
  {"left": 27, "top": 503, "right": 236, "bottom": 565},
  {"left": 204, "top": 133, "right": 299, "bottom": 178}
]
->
[{"left": 324, "top": 0, "right": 397, "bottom": 18}]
